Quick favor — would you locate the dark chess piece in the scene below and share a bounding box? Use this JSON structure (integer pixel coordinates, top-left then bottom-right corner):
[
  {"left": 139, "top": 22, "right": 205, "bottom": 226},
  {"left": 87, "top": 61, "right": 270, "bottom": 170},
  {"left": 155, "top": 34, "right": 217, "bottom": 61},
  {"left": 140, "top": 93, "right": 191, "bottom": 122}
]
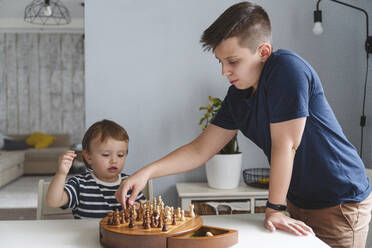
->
[
  {"left": 143, "top": 210, "right": 149, "bottom": 227},
  {"left": 144, "top": 217, "right": 151, "bottom": 229},
  {"left": 114, "top": 213, "right": 121, "bottom": 225},
  {"left": 124, "top": 209, "right": 129, "bottom": 222},
  {"left": 162, "top": 218, "right": 168, "bottom": 232},
  {"left": 143, "top": 217, "right": 147, "bottom": 228},
  {"left": 121, "top": 211, "right": 126, "bottom": 224},
  {"left": 128, "top": 217, "right": 135, "bottom": 228},
  {"left": 136, "top": 208, "right": 141, "bottom": 221},
  {"left": 172, "top": 212, "right": 177, "bottom": 225},
  {"left": 107, "top": 212, "right": 113, "bottom": 225},
  {"left": 151, "top": 216, "right": 156, "bottom": 228},
  {"left": 143, "top": 216, "right": 146, "bottom": 228},
  {"left": 157, "top": 216, "right": 163, "bottom": 228}
]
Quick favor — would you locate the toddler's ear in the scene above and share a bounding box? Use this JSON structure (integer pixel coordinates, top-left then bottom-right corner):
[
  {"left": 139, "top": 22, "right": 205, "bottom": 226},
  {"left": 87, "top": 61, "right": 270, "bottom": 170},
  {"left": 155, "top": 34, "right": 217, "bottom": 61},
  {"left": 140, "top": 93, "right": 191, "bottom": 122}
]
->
[{"left": 82, "top": 150, "right": 92, "bottom": 164}]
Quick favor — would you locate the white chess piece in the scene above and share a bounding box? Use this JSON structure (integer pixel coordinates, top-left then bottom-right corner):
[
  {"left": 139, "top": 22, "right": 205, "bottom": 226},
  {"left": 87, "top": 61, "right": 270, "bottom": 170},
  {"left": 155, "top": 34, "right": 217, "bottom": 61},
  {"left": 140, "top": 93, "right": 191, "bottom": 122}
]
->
[
  {"left": 177, "top": 207, "right": 181, "bottom": 219},
  {"left": 189, "top": 204, "right": 195, "bottom": 218},
  {"left": 181, "top": 210, "right": 185, "bottom": 221}
]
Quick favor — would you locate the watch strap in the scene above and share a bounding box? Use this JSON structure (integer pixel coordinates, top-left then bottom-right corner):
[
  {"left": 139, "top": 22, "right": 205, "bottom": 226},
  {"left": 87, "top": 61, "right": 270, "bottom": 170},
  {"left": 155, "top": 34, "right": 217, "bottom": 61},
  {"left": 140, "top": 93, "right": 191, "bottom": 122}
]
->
[{"left": 266, "top": 201, "right": 287, "bottom": 211}]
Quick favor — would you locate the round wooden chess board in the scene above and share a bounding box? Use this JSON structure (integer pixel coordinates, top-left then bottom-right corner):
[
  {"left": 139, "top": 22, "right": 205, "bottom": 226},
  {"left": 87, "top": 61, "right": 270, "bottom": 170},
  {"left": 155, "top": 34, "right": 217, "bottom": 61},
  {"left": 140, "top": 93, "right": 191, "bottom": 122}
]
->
[{"left": 99, "top": 211, "right": 203, "bottom": 248}]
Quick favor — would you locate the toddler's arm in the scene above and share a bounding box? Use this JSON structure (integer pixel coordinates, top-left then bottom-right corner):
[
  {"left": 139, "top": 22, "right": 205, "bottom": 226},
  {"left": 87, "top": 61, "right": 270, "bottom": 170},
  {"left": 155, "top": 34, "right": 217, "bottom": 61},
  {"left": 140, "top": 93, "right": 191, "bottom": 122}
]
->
[{"left": 46, "top": 150, "right": 76, "bottom": 208}]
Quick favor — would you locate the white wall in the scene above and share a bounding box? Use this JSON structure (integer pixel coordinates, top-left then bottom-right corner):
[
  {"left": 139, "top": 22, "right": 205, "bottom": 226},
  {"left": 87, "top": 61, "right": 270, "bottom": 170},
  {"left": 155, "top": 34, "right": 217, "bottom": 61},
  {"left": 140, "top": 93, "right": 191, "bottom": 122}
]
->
[{"left": 86, "top": 0, "right": 372, "bottom": 206}]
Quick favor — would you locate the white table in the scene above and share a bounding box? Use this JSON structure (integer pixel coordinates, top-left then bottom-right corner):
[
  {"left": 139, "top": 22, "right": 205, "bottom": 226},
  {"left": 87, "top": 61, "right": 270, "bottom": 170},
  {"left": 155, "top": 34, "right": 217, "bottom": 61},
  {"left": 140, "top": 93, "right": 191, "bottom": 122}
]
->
[
  {"left": 0, "top": 214, "right": 329, "bottom": 247},
  {"left": 177, "top": 182, "right": 269, "bottom": 213}
]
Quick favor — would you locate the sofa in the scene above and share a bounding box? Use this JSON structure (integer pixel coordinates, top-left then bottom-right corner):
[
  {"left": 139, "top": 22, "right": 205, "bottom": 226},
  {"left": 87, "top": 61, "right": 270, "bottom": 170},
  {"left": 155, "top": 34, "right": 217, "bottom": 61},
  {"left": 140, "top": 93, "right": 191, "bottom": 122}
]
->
[
  {"left": 0, "top": 150, "right": 25, "bottom": 188},
  {"left": 4, "top": 134, "right": 71, "bottom": 175}
]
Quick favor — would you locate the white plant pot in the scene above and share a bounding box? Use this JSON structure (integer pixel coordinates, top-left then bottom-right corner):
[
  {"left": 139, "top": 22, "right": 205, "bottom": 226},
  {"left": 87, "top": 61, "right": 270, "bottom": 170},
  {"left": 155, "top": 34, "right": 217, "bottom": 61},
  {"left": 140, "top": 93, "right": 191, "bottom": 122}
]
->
[{"left": 205, "top": 153, "right": 242, "bottom": 189}]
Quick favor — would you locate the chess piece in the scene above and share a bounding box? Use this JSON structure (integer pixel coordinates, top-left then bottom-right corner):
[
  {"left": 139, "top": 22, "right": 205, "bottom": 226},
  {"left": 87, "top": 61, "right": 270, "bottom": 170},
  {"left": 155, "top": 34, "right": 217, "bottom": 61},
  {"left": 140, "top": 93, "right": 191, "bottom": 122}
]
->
[
  {"left": 189, "top": 204, "right": 195, "bottom": 218},
  {"left": 128, "top": 217, "right": 135, "bottom": 228},
  {"left": 145, "top": 214, "right": 151, "bottom": 229},
  {"left": 107, "top": 212, "right": 113, "bottom": 225},
  {"left": 145, "top": 222, "right": 151, "bottom": 229},
  {"left": 138, "top": 200, "right": 144, "bottom": 220},
  {"left": 162, "top": 216, "right": 168, "bottom": 232},
  {"left": 136, "top": 208, "right": 141, "bottom": 221},
  {"left": 114, "top": 213, "right": 121, "bottom": 225},
  {"left": 151, "top": 216, "right": 156, "bottom": 228},
  {"left": 157, "top": 215, "right": 163, "bottom": 228},
  {"left": 121, "top": 211, "right": 126, "bottom": 224},
  {"left": 170, "top": 206, "right": 174, "bottom": 221},
  {"left": 166, "top": 207, "right": 172, "bottom": 221},
  {"left": 154, "top": 208, "right": 160, "bottom": 227},
  {"left": 124, "top": 209, "right": 130, "bottom": 222},
  {"left": 177, "top": 207, "right": 181, "bottom": 219},
  {"left": 143, "top": 216, "right": 147, "bottom": 228},
  {"left": 143, "top": 210, "right": 148, "bottom": 227},
  {"left": 172, "top": 212, "right": 177, "bottom": 225},
  {"left": 181, "top": 210, "right": 185, "bottom": 221}
]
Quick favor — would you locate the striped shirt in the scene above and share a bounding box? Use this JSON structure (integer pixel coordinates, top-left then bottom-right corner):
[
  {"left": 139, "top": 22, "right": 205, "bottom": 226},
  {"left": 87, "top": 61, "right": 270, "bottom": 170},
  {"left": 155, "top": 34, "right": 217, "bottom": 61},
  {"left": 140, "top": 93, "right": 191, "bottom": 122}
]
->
[{"left": 62, "top": 171, "right": 146, "bottom": 219}]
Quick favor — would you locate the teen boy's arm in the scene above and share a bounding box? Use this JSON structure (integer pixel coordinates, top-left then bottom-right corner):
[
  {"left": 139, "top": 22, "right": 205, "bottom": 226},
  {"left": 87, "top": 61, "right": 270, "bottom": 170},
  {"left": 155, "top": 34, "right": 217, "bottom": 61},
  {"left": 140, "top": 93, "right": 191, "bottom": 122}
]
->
[
  {"left": 265, "top": 117, "right": 314, "bottom": 236},
  {"left": 115, "top": 124, "right": 237, "bottom": 208}
]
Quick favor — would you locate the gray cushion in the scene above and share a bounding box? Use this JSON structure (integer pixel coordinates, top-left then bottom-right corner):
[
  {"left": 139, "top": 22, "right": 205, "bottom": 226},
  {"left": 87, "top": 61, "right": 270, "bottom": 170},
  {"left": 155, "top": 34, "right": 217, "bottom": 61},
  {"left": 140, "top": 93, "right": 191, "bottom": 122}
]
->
[{"left": 3, "top": 138, "right": 30, "bottom": 151}]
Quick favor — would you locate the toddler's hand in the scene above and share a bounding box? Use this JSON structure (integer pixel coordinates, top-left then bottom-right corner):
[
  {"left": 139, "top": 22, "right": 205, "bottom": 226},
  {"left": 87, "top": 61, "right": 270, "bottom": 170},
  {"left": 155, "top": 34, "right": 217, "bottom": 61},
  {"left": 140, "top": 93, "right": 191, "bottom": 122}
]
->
[{"left": 57, "top": 150, "right": 77, "bottom": 175}]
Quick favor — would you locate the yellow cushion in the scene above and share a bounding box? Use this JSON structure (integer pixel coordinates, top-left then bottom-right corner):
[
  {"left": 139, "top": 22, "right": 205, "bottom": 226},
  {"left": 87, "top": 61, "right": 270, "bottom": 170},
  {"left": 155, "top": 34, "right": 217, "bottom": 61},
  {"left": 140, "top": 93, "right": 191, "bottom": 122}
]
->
[{"left": 26, "top": 132, "right": 55, "bottom": 149}]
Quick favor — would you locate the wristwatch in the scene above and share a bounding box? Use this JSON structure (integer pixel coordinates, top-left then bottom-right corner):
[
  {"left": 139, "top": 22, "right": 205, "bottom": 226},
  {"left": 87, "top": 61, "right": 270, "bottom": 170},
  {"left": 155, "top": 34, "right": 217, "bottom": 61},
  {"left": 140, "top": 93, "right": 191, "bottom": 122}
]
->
[{"left": 266, "top": 201, "right": 287, "bottom": 211}]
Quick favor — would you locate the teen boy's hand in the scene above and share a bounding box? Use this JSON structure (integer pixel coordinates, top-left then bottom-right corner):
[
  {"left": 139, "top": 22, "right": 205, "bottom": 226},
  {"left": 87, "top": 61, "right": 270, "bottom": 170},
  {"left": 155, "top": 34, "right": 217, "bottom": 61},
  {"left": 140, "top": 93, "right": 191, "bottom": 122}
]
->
[
  {"left": 57, "top": 150, "right": 77, "bottom": 176},
  {"left": 264, "top": 208, "right": 314, "bottom": 236},
  {"left": 115, "top": 169, "right": 150, "bottom": 209}
]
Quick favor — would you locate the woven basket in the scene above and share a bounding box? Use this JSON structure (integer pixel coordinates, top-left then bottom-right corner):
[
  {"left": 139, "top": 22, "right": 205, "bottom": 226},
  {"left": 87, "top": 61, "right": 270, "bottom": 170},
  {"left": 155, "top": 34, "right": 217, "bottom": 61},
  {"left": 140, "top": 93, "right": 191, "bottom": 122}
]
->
[
  {"left": 243, "top": 168, "right": 270, "bottom": 189},
  {"left": 192, "top": 200, "right": 251, "bottom": 215}
]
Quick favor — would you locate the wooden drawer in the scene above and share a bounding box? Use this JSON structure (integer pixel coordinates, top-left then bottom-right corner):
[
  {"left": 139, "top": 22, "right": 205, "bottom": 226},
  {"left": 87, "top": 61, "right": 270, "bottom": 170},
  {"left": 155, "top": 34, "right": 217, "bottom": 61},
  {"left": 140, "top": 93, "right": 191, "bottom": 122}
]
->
[
  {"left": 168, "top": 225, "right": 238, "bottom": 248},
  {"left": 255, "top": 199, "right": 267, "bottom": 213}
]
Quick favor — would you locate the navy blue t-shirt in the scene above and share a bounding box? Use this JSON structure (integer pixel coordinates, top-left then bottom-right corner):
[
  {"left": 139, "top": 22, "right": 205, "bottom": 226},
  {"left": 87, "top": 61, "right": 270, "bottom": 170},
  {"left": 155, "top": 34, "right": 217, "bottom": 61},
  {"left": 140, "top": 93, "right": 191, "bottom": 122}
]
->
[{"left": 212, "top": 49, "right": 371, "bottom": 209}]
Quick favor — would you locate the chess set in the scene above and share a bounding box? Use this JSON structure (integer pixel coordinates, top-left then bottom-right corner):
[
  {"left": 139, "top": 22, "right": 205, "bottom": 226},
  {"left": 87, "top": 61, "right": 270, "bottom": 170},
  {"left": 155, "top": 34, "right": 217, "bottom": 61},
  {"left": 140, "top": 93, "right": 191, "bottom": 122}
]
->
[{"left": 99, "top": 196, "right": 238, "bottom": 248}]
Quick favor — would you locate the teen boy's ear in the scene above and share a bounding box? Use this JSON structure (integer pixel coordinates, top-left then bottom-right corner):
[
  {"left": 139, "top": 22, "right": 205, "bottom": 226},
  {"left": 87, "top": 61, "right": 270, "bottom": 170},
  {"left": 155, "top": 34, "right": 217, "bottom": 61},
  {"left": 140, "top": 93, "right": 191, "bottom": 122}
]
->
[{"left": 258, "top": 43, "right": 272, "bottom": 62}]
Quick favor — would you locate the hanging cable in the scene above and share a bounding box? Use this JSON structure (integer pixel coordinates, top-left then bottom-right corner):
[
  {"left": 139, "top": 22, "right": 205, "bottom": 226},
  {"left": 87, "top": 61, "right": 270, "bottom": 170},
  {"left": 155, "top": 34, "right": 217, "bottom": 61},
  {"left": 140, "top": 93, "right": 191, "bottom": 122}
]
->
[{"left": 314, "top": 0, "right": 371, "bottom": 158}]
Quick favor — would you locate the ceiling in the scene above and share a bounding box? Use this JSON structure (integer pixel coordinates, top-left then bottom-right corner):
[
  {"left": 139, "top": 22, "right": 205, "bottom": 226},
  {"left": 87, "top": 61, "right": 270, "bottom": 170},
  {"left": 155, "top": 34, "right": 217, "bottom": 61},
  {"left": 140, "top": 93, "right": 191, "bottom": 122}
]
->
[{"left": 0, "top": 0, "right": 84, "bottom": 19}]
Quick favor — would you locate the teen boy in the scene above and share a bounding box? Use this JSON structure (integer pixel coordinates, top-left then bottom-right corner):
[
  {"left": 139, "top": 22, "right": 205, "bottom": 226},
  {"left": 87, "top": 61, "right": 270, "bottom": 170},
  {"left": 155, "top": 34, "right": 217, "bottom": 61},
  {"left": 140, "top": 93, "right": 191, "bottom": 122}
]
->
[{"left": 116, "top": 2, "right": 372, "bottom": 247}]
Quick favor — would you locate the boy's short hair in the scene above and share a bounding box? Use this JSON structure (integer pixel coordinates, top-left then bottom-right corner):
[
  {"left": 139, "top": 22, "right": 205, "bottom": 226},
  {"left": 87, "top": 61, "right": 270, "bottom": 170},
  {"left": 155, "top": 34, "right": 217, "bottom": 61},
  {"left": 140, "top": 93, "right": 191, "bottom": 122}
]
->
[
  {"left": 82, "top": 119, "right": 129, "bottom": 168},
  {"left": 200, "top": 1, "right": 271, "bottom": 52}
]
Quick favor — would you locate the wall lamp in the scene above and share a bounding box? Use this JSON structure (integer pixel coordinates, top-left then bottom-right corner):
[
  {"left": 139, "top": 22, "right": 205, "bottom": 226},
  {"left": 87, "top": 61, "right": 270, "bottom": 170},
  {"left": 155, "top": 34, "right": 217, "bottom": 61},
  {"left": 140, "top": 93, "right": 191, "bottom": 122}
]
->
[{"left": 313, "top": 0, "right": 371, "bottom": 158}]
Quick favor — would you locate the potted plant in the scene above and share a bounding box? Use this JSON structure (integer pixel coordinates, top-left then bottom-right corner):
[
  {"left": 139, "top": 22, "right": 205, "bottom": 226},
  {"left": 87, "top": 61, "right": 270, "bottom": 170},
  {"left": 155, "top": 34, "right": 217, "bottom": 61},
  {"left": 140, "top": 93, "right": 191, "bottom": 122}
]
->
[{"left": 199, "top": 96, "right": 242, "bottom": 189}]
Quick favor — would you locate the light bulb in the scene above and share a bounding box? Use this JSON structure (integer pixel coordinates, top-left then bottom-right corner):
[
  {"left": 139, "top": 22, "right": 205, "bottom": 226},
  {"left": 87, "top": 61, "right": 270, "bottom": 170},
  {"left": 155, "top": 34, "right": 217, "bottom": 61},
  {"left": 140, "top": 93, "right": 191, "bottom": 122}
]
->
[
  {"left": 312, "top": 22, "right": 323, "bottom": 35},
  {"left": 43, "top": 5, "right": 52, "bottom": 16}
]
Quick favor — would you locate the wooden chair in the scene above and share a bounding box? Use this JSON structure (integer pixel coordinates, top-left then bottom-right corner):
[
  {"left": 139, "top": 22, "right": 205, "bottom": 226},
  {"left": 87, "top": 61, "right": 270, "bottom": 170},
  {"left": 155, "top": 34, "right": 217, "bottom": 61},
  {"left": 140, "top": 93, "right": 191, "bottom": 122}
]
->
[
  {"left": 36, "top": 179, "right": 73, "bottom": 220},
  {"left": 36, "top": 178, "right": 154, "bottom": 220}
]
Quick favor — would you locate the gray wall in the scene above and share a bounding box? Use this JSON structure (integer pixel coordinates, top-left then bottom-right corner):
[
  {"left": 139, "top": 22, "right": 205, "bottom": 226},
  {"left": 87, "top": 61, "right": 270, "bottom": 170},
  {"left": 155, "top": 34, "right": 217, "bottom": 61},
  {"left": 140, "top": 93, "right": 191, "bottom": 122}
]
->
[
  {"left": 0, "top": 33, "right": 85, "bottom": 144},
  {"left": 86, "top": 0, "right": 372, "bottom": 206}
]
